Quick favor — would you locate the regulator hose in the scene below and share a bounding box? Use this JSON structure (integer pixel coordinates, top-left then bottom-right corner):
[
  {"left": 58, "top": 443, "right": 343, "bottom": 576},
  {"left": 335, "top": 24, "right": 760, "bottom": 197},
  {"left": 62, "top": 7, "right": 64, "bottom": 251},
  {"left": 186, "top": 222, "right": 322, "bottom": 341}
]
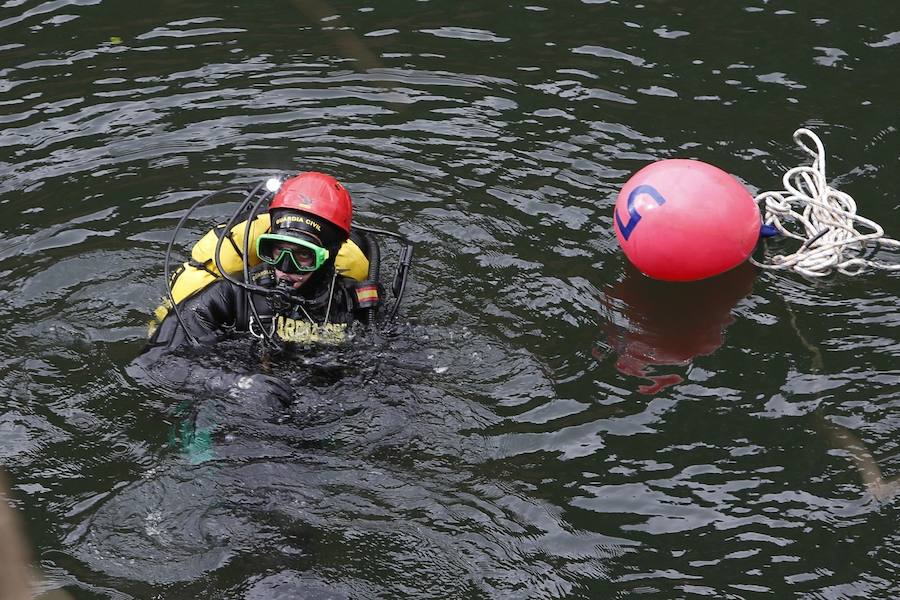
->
[{"left": 164, "top": 186, "right": 248, "bottom": 347}]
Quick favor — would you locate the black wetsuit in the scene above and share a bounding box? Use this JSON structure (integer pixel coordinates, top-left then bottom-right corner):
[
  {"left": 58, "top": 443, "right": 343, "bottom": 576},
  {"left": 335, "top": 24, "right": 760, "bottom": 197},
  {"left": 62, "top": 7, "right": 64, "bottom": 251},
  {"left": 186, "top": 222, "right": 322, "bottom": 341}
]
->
[
  {"left": 131, "top": 258, "right": 375, "bottom": 414},
  {"left": 142, "top": 263, "right": 370, "bottom": 362}
]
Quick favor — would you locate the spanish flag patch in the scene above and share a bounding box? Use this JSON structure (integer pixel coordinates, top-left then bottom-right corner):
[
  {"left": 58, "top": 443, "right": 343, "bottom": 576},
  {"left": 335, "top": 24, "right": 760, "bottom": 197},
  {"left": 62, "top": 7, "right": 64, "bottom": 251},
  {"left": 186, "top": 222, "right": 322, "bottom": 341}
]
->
[{"left": 355, "top": 283, "right": 380, "bottom": 308}]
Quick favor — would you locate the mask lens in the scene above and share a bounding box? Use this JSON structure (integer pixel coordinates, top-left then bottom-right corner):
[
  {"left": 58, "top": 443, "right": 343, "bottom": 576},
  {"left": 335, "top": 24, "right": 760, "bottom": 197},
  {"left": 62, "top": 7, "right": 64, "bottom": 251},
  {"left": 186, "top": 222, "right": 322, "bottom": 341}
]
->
[{"left": 290, "top": 245, "right": 316, "bottom": 268}]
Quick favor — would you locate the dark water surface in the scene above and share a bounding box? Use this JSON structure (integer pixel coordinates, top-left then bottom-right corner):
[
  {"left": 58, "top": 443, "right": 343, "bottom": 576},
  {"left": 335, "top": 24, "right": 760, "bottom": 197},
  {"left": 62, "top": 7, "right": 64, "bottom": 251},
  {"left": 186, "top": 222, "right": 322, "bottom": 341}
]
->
[{"left": 1, "top": 0, "right": 899, "bottom": 597}]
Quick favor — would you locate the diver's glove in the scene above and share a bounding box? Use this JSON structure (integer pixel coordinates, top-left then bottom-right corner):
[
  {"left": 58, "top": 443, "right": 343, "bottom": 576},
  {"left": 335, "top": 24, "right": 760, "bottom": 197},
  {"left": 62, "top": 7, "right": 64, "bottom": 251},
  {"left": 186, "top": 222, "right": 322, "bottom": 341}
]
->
[{"left": 204, "top": 373, "right": 294, "bottom": 407}]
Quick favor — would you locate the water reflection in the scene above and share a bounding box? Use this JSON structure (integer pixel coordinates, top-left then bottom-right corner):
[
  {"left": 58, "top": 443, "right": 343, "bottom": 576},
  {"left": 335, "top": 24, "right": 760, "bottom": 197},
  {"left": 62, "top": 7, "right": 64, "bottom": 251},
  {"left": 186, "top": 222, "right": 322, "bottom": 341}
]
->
[
  {"left": 596, "top": 262, "right": 757, "bottom": 394},
  {"left": 820, "top": 415, "right": 900, "bottom": 504},
  {"left": 58, "top": 326, "right": 617, "bottom": 597}
]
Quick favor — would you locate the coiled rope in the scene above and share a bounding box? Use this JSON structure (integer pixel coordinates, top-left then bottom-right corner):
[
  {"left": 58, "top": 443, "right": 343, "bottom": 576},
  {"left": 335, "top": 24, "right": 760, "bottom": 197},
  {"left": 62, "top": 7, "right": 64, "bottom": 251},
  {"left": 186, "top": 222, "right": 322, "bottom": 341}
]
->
[{"left": 752, "top": 128, "right": 899, "bottom": 277}]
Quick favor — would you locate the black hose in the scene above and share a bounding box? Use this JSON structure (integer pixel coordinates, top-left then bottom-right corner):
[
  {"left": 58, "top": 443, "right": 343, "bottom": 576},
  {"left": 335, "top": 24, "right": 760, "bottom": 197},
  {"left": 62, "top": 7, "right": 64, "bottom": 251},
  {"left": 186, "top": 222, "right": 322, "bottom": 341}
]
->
[
  {"left": 354, "top": 229, "right": 381, "bottom": 324},
  {"left": 212, "top": 180, "right": 265, "bottom": 288},
  {"left": 354, "top": 224, "right": 408, "bottom": 242},
  {"left": 362, "top": 232, "right": 381, "bottom": 282},
  {"left": 353, "top": 224, "right": 414, "bottom": 320},
  {"left": 389, "top": 244, "right": 413, "bottom": 321},
  {"left": 164, "top": 186, "right": 247, "bottom": 347},
  {"left": 241, "top": 185, "right": 279, "bottom": 343},
  {"left": 210, "top": 182, "right": 293, "bottom": 303}
]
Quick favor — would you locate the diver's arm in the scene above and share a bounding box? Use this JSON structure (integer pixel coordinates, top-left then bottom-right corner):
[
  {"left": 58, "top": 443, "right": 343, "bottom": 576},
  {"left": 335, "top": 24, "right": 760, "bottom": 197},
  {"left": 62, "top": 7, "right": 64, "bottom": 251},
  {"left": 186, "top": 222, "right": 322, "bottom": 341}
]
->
[
  {"left": 141, "top": 279, "right": 238, "bottom": 360},
  {"left": 134, "top": 280, "right": 292, "bottom": 405},
  {"left": 337, "top": 276, "right": 379, "bottom": 327},
  {"left": 129, "top": 353, "right": 292, "bottom": 407}
]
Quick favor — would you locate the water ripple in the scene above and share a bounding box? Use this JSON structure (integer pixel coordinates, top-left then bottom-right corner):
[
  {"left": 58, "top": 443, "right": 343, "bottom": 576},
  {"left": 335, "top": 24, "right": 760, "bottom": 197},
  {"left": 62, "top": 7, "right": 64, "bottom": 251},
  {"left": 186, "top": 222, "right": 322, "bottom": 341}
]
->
[{"left": 1, "top": 0, "right": 898, "bottom": 597}]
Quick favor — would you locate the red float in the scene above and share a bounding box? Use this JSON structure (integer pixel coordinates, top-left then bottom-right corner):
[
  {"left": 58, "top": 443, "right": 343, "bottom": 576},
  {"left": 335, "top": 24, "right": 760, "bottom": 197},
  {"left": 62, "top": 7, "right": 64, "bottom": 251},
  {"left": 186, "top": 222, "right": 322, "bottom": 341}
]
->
[{"left": 613, "top": 159, "right": 760, "bottom": 281}]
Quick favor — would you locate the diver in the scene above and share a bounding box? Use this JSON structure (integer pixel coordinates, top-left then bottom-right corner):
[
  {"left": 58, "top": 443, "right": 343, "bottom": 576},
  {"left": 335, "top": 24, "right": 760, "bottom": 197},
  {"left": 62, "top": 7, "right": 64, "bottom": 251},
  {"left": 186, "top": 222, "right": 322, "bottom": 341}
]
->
[{"left": 135, "top": 170, "right": 412, "bottom": 406}]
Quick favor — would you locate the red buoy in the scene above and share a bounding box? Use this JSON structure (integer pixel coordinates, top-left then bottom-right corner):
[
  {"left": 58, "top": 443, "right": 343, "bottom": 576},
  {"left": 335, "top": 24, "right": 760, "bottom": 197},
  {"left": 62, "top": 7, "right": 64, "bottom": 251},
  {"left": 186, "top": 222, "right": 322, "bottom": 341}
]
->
[{"left": 613, "top": 159, "right": 760, "bottom": 281}]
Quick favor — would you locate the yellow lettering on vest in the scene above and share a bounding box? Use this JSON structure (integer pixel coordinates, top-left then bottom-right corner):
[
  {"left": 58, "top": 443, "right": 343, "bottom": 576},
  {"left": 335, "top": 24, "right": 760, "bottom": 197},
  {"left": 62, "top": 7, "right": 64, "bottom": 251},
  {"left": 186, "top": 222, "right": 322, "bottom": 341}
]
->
[{"left": 273, "top": 316, "right": 347, "bottom": 344}]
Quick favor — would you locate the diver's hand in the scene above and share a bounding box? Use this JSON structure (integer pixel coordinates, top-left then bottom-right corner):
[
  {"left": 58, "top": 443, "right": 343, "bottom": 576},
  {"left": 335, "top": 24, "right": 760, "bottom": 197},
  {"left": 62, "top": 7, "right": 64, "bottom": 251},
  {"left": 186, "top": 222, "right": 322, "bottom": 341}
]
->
[
  {"left": 231, "top": 374, "right": 294, "bottom": 406},
  {"left": 206, "top": 373, "right": 294, "bottom": 406}
]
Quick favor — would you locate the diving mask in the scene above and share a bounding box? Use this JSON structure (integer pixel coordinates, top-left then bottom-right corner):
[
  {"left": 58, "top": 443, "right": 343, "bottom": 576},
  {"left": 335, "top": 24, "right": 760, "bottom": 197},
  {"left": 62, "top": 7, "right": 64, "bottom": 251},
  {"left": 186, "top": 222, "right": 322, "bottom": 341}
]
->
[{"left": 257, "top": 233, "right": 330, "bottom": 273}]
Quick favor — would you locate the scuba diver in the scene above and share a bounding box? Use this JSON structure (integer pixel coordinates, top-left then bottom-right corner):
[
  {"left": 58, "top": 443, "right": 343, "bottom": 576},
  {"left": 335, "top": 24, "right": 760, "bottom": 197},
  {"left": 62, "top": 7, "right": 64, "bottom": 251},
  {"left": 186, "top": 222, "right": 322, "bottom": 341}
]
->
[{"left": 135, "top": 170, "right": 413, "bottom": 406}]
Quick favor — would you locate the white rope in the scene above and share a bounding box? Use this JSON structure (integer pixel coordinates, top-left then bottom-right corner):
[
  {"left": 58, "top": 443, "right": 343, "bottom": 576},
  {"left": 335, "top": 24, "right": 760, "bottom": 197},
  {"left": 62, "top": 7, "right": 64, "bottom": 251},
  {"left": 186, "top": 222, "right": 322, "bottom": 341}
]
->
[{"left": 751, "top": 128, "right": 900, "bottom": 277}]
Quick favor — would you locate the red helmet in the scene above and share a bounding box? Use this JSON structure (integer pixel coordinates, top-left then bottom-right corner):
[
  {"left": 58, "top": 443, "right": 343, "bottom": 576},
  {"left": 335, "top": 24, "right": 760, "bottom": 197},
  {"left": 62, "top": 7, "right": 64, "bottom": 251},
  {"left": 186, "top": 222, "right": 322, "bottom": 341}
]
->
[{"left": 268, "top": 171, "right": 352, "bottom": 236}]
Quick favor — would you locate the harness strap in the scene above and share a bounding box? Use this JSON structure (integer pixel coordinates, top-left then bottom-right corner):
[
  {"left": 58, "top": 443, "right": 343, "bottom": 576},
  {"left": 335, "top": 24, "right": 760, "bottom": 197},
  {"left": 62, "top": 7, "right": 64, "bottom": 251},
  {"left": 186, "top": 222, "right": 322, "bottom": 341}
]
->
[
  {"left": 215, "top": 222, "right": 245, "bottom": 261},
  {"left": 169, "top": 262, "right": 187, "bottom": 286},
  {"left": 188, "top": 258, "right": 219, "bottom": 277}
]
